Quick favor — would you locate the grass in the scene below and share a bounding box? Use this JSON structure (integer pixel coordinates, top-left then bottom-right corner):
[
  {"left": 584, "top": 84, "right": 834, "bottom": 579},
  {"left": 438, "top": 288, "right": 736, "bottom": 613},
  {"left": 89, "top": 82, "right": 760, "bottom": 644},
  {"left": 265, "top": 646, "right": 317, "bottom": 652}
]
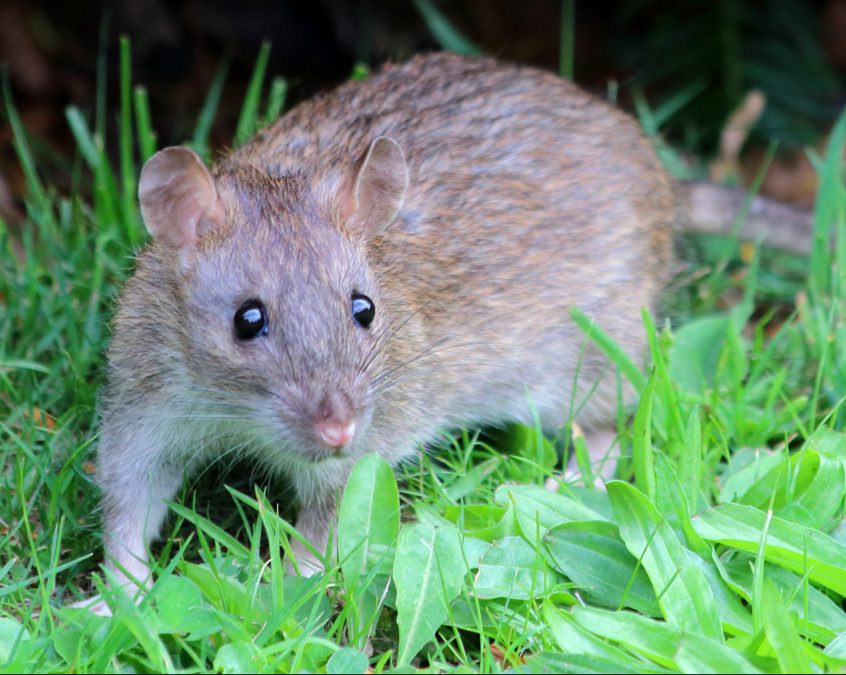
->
[{"left": 1, "top": 39, "right": 846, "bottom": 674}]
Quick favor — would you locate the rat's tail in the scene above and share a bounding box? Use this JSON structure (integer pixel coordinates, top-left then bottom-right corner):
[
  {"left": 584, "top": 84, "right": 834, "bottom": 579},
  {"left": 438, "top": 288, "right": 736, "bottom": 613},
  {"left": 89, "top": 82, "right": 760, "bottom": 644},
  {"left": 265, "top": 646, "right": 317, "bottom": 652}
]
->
[{"left": 680, "top": 180, "right": 815, "bottom": 255}]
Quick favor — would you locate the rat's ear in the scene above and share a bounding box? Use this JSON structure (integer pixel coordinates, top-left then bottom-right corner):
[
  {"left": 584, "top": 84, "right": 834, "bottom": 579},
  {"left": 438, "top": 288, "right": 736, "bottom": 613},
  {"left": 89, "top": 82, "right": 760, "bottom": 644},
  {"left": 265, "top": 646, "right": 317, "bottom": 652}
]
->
[
  {"left": 138, "top": 147, "right": 224, "bottom": 251},
  {"left": 350, "top": 136, "right": 408, "bottom": 231}
]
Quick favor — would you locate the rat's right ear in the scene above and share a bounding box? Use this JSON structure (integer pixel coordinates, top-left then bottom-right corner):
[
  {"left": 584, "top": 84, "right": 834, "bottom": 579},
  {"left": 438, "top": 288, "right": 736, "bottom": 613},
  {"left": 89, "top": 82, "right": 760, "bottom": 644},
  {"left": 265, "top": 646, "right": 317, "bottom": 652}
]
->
[{"left": 138, "top": 147, "right": 223, "bottom": 251}]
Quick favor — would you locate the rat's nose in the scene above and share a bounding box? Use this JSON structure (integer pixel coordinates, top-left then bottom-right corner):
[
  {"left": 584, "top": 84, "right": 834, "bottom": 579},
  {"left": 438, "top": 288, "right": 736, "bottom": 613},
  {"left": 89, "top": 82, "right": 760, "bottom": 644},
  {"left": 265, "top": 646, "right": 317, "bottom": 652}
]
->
[
  {"left": 314, "top": 391, "right": 357, "bottom": 451},
  {"left": 316, "top": 420, "right": 356, "bottom": 449}
]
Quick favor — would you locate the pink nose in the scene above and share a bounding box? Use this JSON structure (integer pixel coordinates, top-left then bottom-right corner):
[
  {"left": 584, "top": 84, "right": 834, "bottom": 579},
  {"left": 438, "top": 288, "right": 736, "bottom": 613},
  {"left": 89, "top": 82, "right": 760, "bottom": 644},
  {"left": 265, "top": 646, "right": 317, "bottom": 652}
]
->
[{"left": 317, "top": 420, "right": 356, "bottom": 449}]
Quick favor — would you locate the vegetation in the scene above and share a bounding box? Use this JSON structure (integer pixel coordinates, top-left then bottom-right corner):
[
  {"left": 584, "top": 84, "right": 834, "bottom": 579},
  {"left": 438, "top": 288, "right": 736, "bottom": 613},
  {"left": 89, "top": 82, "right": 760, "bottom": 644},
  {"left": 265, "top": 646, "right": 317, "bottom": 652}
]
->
[{"left": 1, "top": 32, "right": 845, "bottom": 673}]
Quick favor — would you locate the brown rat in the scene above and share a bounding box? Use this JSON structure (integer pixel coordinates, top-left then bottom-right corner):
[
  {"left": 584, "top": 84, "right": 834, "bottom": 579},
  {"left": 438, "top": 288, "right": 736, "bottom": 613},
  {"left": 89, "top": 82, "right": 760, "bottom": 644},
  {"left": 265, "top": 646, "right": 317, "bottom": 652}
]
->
[{"left": 89, "top": 52, "right": 807, "bottom": 606}]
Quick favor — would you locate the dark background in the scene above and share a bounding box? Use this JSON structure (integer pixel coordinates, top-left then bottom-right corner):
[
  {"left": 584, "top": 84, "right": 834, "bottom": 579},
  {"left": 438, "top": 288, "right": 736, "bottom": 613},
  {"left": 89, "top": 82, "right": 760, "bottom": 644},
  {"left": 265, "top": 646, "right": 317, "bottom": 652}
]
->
[{"left": 2, "top": 0, "right": 846, "bottom": 216}]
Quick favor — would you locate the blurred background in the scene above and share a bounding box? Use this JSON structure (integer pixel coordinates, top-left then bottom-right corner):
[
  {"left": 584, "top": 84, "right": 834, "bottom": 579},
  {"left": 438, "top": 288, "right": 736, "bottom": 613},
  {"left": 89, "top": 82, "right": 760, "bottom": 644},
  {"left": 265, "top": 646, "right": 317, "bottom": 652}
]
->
[{"left": 2, "top": 0, "right": 846, "bottom": 221}]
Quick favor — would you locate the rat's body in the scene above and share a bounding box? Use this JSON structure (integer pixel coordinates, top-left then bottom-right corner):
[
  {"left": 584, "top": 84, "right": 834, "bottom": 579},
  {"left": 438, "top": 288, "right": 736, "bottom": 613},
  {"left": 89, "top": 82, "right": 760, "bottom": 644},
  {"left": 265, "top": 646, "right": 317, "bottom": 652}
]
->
[{"left": 96, "top": 52, "right": 678, "bottom": 595}]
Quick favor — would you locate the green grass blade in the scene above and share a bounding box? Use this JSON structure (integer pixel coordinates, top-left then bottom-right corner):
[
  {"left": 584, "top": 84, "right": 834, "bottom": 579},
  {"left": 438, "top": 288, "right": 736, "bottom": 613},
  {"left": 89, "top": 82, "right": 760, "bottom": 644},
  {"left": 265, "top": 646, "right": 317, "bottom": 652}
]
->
[
  {"left": 632, "top": 372, "right": 657, "bottom": 502},
  {"left": 167, "top": 502, "right": 250, "bottom": 560},
  {"left": 234, "top": 42, "right": 271, "bottom": 148},
  {"left": 133, "top": 85, "right": 156, "bottom": 163},
  {"left": 263, "top": 77, "right": 287, "bottom": 126},
  {"left": 810, "top": 106, "right": 846, "bottom": 296},
  {"left": 192, "top": 59, "right": 229, "bottom": 159},
  {"left": 118, "top": 36, "right": 137, "bottom": 240},
  {"left": 412, "top": 0, "right": 484, "bottom": 56},
  {"left": 570, "top": 307, "right": 647, "bottom": 393},
  {"left": 559, "top": 0, "right": 575, "bottom": 79},
  {"left": 762, "top": 582, "right": 813, "bottom": 674},
  {"left": 2, "top": 73, "right": 49, "bottom": 216}
]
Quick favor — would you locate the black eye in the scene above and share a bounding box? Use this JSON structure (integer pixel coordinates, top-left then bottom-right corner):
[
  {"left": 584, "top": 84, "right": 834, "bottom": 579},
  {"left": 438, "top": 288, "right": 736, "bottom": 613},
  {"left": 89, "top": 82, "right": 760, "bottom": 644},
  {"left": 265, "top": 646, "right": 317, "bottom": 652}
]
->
[
  {"left": 351, "top": 293, "right": 375, "bottom": 328},
  {"left": 234, "top": 300, "right": 268, "bottom": 340}
]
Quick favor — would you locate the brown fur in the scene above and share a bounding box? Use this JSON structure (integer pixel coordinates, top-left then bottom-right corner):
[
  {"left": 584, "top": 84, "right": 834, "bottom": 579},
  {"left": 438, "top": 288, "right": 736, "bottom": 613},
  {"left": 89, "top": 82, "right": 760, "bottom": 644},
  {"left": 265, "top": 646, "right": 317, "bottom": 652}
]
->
[{"left": 94, "top": 52, "right": 676, "bottom": 601}]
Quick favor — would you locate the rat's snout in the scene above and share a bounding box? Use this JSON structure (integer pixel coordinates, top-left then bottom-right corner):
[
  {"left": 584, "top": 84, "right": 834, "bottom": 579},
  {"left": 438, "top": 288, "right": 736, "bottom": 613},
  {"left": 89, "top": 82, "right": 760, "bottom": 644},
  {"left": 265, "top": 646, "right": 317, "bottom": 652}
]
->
[{"left": 314, "top": 391, "right": 357, "bottom": 452}]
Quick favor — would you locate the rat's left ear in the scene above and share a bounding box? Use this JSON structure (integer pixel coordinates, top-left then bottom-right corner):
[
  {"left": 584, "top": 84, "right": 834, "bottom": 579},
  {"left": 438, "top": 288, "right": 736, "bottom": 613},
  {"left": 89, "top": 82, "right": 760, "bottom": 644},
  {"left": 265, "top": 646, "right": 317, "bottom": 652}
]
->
[{"left": 347, "top": 136, "right": 409, "bottom": 232}]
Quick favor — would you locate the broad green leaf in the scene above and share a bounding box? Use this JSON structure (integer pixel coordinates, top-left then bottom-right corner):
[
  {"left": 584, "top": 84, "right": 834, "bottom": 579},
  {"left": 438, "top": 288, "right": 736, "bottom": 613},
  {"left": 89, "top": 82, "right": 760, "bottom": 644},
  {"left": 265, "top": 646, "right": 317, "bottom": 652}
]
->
[
  {"left": 719, "top": 555, "right": 846, "bottom": 644},
  {"left": 506, "top": 423, "right": 559, "bottom": 472},
  {"left": 473, "top": 536, "right": 561, "bottom": 600},
  {"left": 394, "top": 522, "right": 464, "bottom": 665},
  {"left": 544, "top": 521, "right": 660, "bottom": 616},
  {"left": 673, "top": 636, "right": 760, "bottom": 674},
  {"left": 461, "top": 536, "right": 491, "bottom": 570},
  {"left": 572, "top": 607, "right": 759, "bottom": 673},
  {"left": 668, "top": 314, "right": 729, "bottom": 393},
  {"left": 154, "top": 575, "right": 210, "bottom": 634},
  {"left": 443, "top": 503, "right": 519, "bottom": 542},
  {"left": 444, "top": 504, "right": 509, "bottom": 539},
  {"left": 825, "top": 631, "right": 846, "bottom": 658},
  {"left": 0, "top": 617, "right": 30, "bottom": 663},
  {"left": 692, "top": 503, "right": 846, "bottom": 595},
  {"left": 717, "top": 448, "right": 784, "bottom": 504},
  {"left": 326, "top": 647, "right": 369, "bottom": 674},
  {"left": 807, "top": 427, "right": 846, "bottom": 460},
  {"left": 688, "top": 553, "right": 753, "bottom": 637},
  {"left": 734, "top": 448, "right": 845, "bottom": 529},
  {"left": 338, "top": 454, "right": 400, "bottom": 645},
  {"left": 568, "top": 486, "right": 615, "bottom": 521},
  {"left": 443, "top": 457, "right": 503, "bottom": 501},
  {"left": 788, "top": 453, "right": 845, "bottom": 529},
  {"left": 51, "top": 611, "right": 110, "bottom": 665},
  {"left": 214, "top": 641, "right": 265, "bottom": 673},
  {"left": 607, "top": 481, "right": 723, "bottom": 640},
  {"left": 542, "top": 603, "right": 665, "bottom": 673},
  {"left": 180, "top": 561, "right": 256, "bottom": 622},
  {"left": 494, "top": 484, "right": 607, "bottom": 546},
  {"left": 654, "top": 456, "right": 710, "bottom": 557}
]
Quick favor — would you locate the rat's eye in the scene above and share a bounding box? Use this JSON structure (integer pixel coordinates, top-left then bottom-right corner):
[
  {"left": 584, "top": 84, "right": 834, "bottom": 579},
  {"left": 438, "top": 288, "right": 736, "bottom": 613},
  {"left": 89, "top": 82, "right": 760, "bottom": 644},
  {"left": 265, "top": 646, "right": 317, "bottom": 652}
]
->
[
  {"left": 234, "top": 300, "right": 268, "bottom": 340},
  {"left": 351, "top": 293, "right": 375, "bottom": 328}
]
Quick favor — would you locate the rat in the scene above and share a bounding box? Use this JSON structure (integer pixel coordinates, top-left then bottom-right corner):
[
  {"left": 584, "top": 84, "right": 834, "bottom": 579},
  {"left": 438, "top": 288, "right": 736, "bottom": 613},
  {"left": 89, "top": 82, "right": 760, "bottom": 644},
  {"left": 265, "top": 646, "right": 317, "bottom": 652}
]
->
[{"left": 88, "top": 52, "right": 813, "bottom": 608}]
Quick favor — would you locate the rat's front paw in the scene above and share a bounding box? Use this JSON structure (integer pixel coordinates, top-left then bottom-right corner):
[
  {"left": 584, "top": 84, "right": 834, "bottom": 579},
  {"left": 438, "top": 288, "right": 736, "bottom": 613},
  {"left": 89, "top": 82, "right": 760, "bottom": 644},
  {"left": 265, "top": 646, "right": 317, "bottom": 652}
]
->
[{"left": 69, "top": 594, "right": 114, "bottom": 617}]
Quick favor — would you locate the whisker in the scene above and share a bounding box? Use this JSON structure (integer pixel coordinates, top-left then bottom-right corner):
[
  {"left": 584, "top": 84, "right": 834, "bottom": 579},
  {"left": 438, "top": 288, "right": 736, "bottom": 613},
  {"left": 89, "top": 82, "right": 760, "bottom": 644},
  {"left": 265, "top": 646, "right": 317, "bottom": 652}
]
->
[{"left": 370, "top": 337, "right": 489, "bottom": 387}]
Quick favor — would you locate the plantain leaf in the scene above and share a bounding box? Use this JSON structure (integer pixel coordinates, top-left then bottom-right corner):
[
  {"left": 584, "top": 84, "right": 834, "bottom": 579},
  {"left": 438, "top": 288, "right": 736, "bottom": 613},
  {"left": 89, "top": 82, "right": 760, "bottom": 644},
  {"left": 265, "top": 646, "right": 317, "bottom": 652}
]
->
[{"left": 394, "top": 522, "right": 464, "bottom": 665}]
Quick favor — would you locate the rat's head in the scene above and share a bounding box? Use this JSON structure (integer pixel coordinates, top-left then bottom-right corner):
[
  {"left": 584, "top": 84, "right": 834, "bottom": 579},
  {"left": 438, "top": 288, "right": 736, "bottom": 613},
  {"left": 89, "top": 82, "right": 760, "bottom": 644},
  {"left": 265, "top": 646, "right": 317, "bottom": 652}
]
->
[{"left": 137, "top": 139, "right": 408, "bottom": 466}]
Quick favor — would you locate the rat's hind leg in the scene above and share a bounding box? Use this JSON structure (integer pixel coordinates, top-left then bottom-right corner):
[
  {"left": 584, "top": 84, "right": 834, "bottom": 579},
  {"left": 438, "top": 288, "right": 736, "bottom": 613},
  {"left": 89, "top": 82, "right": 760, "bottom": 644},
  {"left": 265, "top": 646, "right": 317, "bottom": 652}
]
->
[
  {"left": 583, "top": 426, "right": 620, "bottom": 481},
  {"left": 546, "top": 425, "right": 620, "bottom": 490}
]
